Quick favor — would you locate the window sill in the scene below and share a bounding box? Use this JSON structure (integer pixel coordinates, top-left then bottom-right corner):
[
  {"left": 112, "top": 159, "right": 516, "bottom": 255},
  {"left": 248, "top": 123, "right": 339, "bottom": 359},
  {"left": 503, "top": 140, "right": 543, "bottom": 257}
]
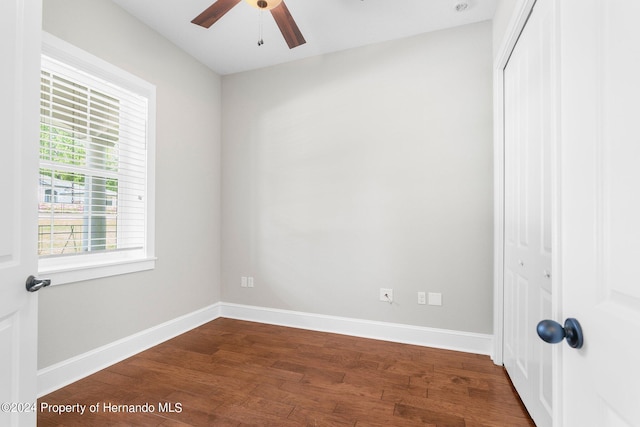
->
[{"left": 38, "top": 257, "right": 156, "bottom": 286}]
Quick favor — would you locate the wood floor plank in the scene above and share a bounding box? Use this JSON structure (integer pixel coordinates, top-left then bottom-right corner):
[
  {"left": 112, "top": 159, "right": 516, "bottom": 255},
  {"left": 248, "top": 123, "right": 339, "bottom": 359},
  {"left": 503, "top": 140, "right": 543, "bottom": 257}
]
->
[
  {"left": 287, "top": 405, "right": 355, "bottom": 426},
  {"left": 37, "top": 318, "right": 534, "bottom": 426},
  {"left": 250, "top": 383, "right": 338, "bottom": 413},
  {"left": 394, "top": 402, "right": 465, "bottom": 426}
]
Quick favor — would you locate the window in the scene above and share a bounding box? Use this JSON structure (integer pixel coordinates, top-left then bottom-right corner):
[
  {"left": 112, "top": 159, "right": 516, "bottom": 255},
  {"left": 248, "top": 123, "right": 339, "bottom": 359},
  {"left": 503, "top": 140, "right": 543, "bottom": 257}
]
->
[{"left": 38, "top": 33, "right": 156, "bottom": 285}]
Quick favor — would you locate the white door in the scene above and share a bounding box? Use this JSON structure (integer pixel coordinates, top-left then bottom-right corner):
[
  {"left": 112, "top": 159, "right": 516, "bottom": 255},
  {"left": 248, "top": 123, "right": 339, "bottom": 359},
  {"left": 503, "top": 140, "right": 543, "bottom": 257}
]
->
[
  {"left": 0, "top": 0, "right": 42, "bottom": 425},
  {"left": 559, "top": 0, "right": 640, "bottom": 425},
  {"left": 503, "top": 0, "right": 555, "bottom": 426}
]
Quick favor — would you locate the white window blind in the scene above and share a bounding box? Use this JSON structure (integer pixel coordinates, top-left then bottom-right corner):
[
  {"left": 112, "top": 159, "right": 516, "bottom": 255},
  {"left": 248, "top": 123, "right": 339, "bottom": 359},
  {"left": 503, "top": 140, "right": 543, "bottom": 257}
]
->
[{"left": 39, "top": 55, "right": 148, "bottom": 258}]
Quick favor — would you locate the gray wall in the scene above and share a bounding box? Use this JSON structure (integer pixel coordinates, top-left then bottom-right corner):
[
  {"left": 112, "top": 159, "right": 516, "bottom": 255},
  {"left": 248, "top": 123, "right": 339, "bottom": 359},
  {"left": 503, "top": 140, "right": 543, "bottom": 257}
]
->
[
  {"left": 38, "top": 5, "right": 495, "bottom": 371},
  {"left": 39, "top": 0, "right": 222, "bottom": 368},
  {"left": 221, "top": 21, "right": 494, "bottom": 333}
]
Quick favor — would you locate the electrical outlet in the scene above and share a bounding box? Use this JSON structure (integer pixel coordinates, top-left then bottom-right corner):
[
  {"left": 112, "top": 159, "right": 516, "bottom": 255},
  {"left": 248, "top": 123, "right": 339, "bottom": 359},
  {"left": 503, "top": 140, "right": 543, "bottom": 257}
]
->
[
  {"left": 247, "top": 277, "right": 254, "bottom": 288},
  {"left": 241, "top": 276, "right": 248, "bottom": 288},
  {"left": 428, "top": 292, "right": 442, "bottom": 306},
  {"left": 418, "top": 292, "right": 426, "bottom": 305},
  {"left": 379, "top": 288, "right": 393, "bottom": 303}
]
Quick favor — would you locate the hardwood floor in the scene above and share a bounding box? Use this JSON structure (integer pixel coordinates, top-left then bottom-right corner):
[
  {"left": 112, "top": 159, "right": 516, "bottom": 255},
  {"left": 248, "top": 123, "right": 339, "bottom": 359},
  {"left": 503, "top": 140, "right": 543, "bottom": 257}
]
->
[{"left": 38, "top": 318, "right": 535, "bottom": 426}]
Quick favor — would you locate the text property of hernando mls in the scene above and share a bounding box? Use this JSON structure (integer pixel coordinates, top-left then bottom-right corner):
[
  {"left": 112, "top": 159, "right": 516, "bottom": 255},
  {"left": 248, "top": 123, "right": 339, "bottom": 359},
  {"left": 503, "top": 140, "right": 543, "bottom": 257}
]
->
[{"left": 39, "top": 402, "right": 183, "bottom": 415}]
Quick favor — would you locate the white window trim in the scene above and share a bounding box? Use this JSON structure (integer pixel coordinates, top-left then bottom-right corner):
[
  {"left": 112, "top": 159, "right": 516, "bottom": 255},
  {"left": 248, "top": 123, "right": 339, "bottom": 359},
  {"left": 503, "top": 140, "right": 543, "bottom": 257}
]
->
[{"left": 39, "top": 31, "right": 156, "bottom": 285}]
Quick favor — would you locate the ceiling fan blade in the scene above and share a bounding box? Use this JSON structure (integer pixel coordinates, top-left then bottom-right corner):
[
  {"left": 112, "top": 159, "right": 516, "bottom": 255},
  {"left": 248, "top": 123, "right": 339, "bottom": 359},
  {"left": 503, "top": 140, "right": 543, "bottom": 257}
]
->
[
  {"left": 270, "top": 1, "right": 306, "bottom": 49},
  {"left": 192, "top": 0, "right": 242, "bottom": 28}
]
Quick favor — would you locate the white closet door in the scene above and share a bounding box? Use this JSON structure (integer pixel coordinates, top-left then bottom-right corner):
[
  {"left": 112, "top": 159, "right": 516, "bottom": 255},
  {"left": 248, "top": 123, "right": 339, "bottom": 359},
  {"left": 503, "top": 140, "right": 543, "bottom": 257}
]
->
[{"left": 503, "top": 0, "right": 555, "bottom": 426}]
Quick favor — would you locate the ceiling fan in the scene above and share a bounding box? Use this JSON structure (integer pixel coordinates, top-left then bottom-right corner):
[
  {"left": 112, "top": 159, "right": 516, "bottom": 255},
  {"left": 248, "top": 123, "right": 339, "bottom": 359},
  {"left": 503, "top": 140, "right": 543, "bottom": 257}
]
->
[{"left": 191, "top": 0, "right": 306, "bottom": 49}]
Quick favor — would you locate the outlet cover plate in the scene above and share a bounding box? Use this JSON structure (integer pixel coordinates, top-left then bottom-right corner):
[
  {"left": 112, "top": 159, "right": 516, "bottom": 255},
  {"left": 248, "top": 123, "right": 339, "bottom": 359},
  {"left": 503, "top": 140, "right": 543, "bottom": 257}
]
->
[
  {"left": 379, "top": 288, "right": 393, "bottom": 302},
  {"left": 428, "top": 292, "right": 442, "bottom": 306},
  {"left": 418, "top": 292, "right": 426, "bottom": 305}
]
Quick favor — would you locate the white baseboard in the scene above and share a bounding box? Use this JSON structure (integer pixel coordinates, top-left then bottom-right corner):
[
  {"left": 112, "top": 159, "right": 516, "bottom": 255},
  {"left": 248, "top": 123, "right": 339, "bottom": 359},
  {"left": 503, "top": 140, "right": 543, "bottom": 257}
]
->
[
  {"left": 37, "top": 303, "right": 221, "bottom": 397},
  {"left": 38, "top": 302, "right": 493, "bottom": 397},
  {"left": 219, "top": 303, "right": 493, "bottom": 356}
]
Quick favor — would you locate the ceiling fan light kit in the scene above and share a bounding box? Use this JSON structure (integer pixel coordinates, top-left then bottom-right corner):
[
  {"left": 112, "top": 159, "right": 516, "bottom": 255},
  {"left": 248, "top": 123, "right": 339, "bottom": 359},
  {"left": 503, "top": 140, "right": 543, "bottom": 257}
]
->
[
  {"left": 246, "top": 0, "right": 282, "bottom": 10},
  {"left": 192, "top": 0, "right": 306, "bottom": 49}
]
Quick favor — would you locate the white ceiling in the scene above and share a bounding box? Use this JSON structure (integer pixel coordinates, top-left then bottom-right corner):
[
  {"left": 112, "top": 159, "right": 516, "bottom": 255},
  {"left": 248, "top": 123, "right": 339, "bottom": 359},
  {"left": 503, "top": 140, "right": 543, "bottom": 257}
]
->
[{"left": 110, "top": 0, "right": 497, "bottom": 75}]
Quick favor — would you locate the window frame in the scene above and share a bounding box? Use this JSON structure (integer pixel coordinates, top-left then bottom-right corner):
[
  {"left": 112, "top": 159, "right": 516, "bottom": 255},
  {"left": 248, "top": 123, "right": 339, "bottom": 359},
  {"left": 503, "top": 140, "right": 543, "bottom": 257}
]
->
[{"left": 38, "top": 32, "right": 156, "bottom": 285}]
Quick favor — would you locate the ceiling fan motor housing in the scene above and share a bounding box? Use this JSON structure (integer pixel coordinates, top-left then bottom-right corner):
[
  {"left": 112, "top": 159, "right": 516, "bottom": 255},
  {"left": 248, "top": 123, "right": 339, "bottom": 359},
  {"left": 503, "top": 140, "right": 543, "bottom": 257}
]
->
[{"left": 246, "top": 0, "right": 283, "bottom": 10}]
